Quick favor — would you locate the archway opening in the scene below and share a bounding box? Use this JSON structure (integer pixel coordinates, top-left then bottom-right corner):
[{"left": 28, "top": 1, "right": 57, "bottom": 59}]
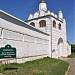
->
[
  {"left": 30, "top": 22, "right": 35, "bottom": 27},
  {"left": 58, "top": 38, "right": 63, "bottom": 45},
  {"left": 39, "top": 20, "right": 46, "bottom": 27},
  {"left": 57, "top": 38, "right": 64, "bottom": 57},
  {"left": 53, "top": 20, "right": 56, "bottom": 28},
  {"left": 58, "top": 23, "right": 61, "bottom": 30}
]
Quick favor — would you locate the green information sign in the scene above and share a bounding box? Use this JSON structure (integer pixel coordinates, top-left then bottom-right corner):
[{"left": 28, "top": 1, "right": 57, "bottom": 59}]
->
[{"left": 0, "top": 45, "right": 16, "bottom": 59}]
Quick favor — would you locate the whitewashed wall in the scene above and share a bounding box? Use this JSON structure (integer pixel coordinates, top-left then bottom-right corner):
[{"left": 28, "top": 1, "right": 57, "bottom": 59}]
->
[
  {"left": 0, "top": 10, "right": 71, "bottom": 63},
  {"left": 0, "top": 13, "right": 49, "bottom": 63},
  {"left": 50, "top": 17, "right": 69, "bottom": 58},
  {"left": 27, "top": 14, "right": 71, "bottom": 59},
  {"left": 67, "top": 43, "right": 71, "bottom": 56},
  {"left": 27, "top": 17, "right": 52, "bottom": 57}
]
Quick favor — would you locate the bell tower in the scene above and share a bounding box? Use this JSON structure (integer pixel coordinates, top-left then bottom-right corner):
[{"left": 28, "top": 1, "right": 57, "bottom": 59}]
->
[{"left": 39, "top": 0, "right": 47, "bottom": 11}]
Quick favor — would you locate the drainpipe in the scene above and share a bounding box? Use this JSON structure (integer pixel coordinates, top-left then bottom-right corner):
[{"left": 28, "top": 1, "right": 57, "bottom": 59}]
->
[
  {"left": 50, "top": 17, "right": 52, "bottom": 58},
  {"left": 48, "top": 16, "right": 53, "bottom": 58},
  {"left": 1, "top": 28, "right": 3, "bottom": 39}
]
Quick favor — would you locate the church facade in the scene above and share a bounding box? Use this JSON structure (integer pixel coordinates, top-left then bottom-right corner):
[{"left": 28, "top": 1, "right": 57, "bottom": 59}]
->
[
  {"left": 27, "top": 0, "right": 71, "bottom": 58},
  {"left": 0, "top": 0, "right": 71, "bottom": 63}
]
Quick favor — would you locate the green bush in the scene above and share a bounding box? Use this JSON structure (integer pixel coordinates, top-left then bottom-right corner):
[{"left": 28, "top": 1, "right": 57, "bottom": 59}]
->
[{"left": 71, "top": 44, "right": 75, "bottom": 53}]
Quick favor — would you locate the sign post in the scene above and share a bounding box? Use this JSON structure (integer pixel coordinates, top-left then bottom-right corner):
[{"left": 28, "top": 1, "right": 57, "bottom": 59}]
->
[{"left": 0, "top": 45, "right": 16, "bottom": 59}]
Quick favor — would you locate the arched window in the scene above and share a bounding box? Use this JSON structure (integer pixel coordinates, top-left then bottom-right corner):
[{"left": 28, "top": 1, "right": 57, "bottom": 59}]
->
[
  {"left": 39, "top": 20, "right": 46, "bottom": 27},
  {"left": 59, "top": 23, "right": 61, "bottom": 30},
  {"left": 53, "top": 20, "right": 56, "bottom": 28},
  {"left": 30, "top": 22, "right": 35, "bottom": 27}
]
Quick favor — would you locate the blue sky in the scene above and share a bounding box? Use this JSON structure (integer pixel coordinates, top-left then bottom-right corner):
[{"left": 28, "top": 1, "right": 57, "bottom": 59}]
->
[{"left": 0, "top": 0, "right": 74, "bottom": 44}]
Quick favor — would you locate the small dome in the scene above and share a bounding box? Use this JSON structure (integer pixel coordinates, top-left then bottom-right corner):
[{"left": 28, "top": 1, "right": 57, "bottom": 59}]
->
[
  {"left": 59, "top": 10, "right": 62, "bottom": 13},
  {"left": 59, "top": 11, "right": 62, "bottom": 13}
]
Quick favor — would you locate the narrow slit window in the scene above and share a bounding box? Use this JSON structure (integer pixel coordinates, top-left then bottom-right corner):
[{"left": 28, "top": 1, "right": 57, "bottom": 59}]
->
[{"left": 59, "top": 23, "right": 61, "bottom": 30}]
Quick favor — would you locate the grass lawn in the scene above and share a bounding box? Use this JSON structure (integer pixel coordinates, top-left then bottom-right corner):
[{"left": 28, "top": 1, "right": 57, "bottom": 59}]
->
[
  {"left": 0, "top": 57, "right": 69, "bottom": 75},
  {"left": 68, "top": 53, "right": 75, "bottom": 58}
]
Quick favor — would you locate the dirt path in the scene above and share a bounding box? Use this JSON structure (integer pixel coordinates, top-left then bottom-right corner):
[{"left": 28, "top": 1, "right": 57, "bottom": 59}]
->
[{"left": 60, "top": 58, "right": 75, "bottom": 75}]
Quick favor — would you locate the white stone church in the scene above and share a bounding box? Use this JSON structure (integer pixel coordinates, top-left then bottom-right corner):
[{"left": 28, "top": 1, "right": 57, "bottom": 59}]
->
[{"left": 0, "top": 0, "right": 71, "bottom": 63}]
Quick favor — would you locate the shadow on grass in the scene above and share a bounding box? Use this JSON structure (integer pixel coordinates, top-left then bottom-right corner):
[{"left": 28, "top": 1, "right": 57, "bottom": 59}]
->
[{"left": 3, "top": 67, "right": 18, "bottom": 71}]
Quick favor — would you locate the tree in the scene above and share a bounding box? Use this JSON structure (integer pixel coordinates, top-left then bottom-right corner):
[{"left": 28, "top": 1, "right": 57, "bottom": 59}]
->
[{"left": 71, "top": 44, "right": 75, "bottom": 53}]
